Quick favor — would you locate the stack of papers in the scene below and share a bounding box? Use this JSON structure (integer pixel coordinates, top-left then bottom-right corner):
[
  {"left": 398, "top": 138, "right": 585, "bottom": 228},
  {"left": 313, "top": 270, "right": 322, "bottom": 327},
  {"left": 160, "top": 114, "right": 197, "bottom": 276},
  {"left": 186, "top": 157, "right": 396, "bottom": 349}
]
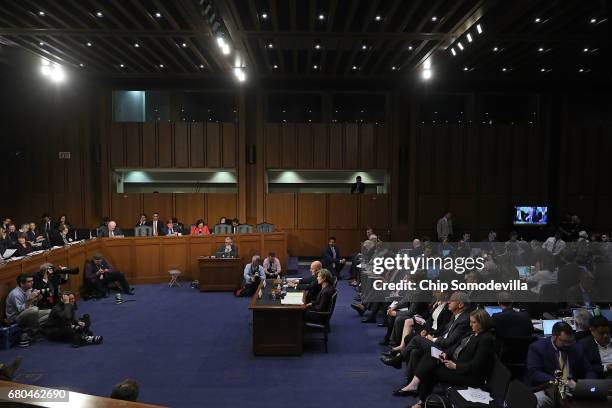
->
[
  {"left": 456, "top": 388, "right": 493, "bottom": 405},
  {"left": 281, "top": 292, "right": 304, "bottom": 305}
]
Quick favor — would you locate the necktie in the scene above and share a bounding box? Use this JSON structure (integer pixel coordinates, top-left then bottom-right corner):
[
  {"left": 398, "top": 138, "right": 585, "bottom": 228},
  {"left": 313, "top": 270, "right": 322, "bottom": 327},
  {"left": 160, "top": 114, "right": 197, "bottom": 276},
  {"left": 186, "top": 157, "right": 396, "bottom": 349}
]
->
[
  {"left": 154, "top": 222, "right": 157, "bottom": 235},
  {"left": 331, "top": 246, "right": 336, "bottom": 259},
  {"left": 110, "top": 230, "right": 114, "bottom": 237},
  {"left": 558, "top": 350, "right": 569, "bottom": 381},
  {"left": 452, "top": 335, "right": 473, "bottom": 360}
]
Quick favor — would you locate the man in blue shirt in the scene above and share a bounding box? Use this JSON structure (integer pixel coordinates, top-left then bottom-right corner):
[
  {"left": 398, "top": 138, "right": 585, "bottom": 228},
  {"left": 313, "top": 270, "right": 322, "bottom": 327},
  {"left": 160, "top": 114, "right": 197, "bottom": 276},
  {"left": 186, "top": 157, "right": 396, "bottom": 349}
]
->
[
  {"left": 5, "top": 273, "right": 51, "bottom": 347},
  {"left": 242, "top": 255, "right": 266, "bottom": 296}
]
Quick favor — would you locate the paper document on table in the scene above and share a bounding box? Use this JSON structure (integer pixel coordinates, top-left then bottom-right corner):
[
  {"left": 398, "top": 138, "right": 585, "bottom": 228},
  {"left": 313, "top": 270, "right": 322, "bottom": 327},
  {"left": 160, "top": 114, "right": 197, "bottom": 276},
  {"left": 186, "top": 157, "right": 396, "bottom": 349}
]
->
[
  {"left": 430, "top": 347, "right": 443, "bottom": 359},
  {"left": 2, "top": 249, "right": 16, "bottom": 258},
  {"left": 286, "top": 278, "right": 301, "bottom": 283},
  {"left": 281, "top": 292, "right": 304, "bottom": 305},
  {"left": 456, "top": 388, "right": 493, "bottom": 404}
]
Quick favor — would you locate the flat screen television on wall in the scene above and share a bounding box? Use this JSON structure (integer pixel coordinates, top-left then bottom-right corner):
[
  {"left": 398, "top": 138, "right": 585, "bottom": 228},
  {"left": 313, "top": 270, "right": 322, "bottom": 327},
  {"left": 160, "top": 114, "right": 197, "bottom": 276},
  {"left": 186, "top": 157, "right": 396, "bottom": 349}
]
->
[{"left": 513, "top": 206, "right": 548, "bottom": 225}]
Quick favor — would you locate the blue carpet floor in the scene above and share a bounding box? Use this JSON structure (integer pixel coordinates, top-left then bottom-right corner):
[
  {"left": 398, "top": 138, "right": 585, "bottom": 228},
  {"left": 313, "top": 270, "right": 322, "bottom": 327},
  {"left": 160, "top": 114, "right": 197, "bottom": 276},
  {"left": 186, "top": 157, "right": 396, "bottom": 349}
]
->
[{"left": 2, "top": 267, "right": 417, "bottom": 407}]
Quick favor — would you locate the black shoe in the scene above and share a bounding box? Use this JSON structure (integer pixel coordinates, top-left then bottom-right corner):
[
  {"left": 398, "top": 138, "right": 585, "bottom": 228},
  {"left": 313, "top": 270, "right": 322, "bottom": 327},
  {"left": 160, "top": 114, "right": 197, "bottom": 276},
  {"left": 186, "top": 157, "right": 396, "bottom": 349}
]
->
[
  {"left": 381, "top": 349, "right": 400, "bottom": 357},
  {"left": 361, "top": 317, "right": 376, "bottom": 323},
  {"left": 392, "top": 387, "right": 418, "bottom": 397},
  {"left": 351, "top": 303, "right": 365, "bottom": 316},
  {"left": 380, "top": 354, "right": 403, "bottom": 369}
]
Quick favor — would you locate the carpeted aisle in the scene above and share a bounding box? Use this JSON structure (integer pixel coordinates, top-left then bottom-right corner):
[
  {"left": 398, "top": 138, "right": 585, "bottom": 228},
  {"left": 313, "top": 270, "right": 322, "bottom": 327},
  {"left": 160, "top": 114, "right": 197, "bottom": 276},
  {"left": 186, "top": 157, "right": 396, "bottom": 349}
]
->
[{"left": 2, "top": 267, "right": 416, "bottom": 407}]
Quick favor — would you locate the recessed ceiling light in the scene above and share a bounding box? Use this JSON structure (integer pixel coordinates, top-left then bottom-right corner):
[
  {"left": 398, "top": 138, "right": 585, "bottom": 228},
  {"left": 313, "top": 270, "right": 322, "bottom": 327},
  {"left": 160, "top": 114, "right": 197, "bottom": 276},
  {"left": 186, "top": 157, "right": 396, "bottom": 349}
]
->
[
  {"left": 538, "top": 47, "right": 544, "bottom": 52},
  {"left": 407, "top": 45, "right": 413, "bottom": 50},
  {"left": 476, "top": 24, "right": 483, "bottom": 34},
  {"left": 318, "top": 14, "right": 325, "bottom": 20},
  {"left": 352, "top": 65, "right": 358, "bottom": 70},
  {"left": 181, "top": 42, "right": 187, "bottom": 48},
  {"left": 493, "top": 46, "right": 499, "bottom": 51},
  {"left": 261, "top": 13, "right": 268, "bottom": 19},
  {"left": 583, "top": 47, "right": 589, "bottom": 52},
  {"left": 578, "top": 68, "right": 584, "bottom": 72},
  {"left": 466, "top": 33, "right": 473, "bottom": 42},
  {"left": 199, "top": 64, "right": 204, "bottom": 68},
  {"left": 540, "top": 68, "right": 545, "bottom": 72},
  {"left": 457, "top": 42, "right": 464, "bottom": 50},
  {"left": 534, "top": 17, "right": 541, "bottom": 23},
  {"left": 450, "top": 48, "right": 456, "bottom": 56},
  {"left": 502, "top": 67, "right": 507, "bottom": 71},
  {"left": 119, "top": 64, "right": 124, "bottom": 68},
  {"left": 96, "top": 11, "right": 103, "bottom": 17},
  {"left": 134, "top": 43, "right": 140, "bottom": 48},
  {"left": 159, "top": 64, "right": 164, "bottom": 68},
  {"left": 38, "top": 11, "right": 45, "bottom": 16},
  {"left": 313, "top": 65, "right": 318, "bottom": 69},
  {"left": 273, "top": 64, "right": 278, "bottom": 69},
  {"left": 431, "top": 16, "right": 437, "bottom": 21},
  {"left": 391, "top": 66, "right": 396, "bottom": 70},
  {"left": 314, "top": 43, "right": 321, "bottom": 49},
  {"left": 590, "top": 18, "right": 596, "bottom": 23},
  {"left": 361, "top": 44, "right": 367, "bottom": 50},
  {"left": 463, "top": 66, "right": 469, "bottom": 71},
  {"left": 39, "top": 42, "right": 44, "bottom": 46},
  {"left": 268, "top": 43, "right": 273, "bottom": 48},
  {"left": 375, "top": 15, "right": 382, "bottom": 21},
  {"left": 79, "top": 63, "right": 84, "bottom": 67},
  {"left": 86, "top": 42, "right": 92, "bottom": 47},
  {"left": 155, "top": 12, "right": 162, "bottom": 18}
]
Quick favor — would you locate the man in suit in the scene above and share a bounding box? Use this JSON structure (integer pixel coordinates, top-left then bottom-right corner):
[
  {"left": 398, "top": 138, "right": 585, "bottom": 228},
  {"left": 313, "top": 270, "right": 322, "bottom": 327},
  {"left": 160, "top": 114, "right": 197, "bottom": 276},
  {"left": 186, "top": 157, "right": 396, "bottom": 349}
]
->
[
  {"left": 84, "top": 253, "right": 134, "bottom": 296},
  {"left": 293, "top": 260, "right": 322, "bottom": 302},
  {"left": 580, "top": 316, "right": 612, "bottom": 379},
  {"left": 381, "top": 292, "right": 471, "bottom": 378},
  {"left": 321, "top": 236, "right": 345, "bottom": 279},
  {"left": 165, "top": 221, "right": 179, "bottom": 236},
  {"left": 41, "top": 214, "right": 53, "bottom": 237},
  {"left": 436, "top": 211, "right": 453, "bottom": 241},
  {"left": 350, "top": 176, "right": 366, "bottom": 194},
  {"left": 99, "top": 221, "right": 123, "bottom": 238},
  {"left": 491, "top": 292, "right": 533, "bottom": 338},
  {"left": 216, "top": 236, "right": 237, "bottom": 258},
  {"left": 135, "top": 213, "right": 150, "bottom": 227},
  {"left": 230, "top": 218, "right": 240, "bottom": 234},
  {"left": 151, "top": 212, "right": 164, "bottom": 236},
  {"left": 527, "top": 321, "right": 596, "bottom": 407}
]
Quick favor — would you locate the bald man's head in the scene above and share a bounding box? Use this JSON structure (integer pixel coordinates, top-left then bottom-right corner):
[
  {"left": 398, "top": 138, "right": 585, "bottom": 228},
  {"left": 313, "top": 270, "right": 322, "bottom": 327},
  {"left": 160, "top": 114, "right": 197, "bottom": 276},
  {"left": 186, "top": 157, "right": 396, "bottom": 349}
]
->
[{"left": 310, "top": 261, "right": 322, "bottom": 275}]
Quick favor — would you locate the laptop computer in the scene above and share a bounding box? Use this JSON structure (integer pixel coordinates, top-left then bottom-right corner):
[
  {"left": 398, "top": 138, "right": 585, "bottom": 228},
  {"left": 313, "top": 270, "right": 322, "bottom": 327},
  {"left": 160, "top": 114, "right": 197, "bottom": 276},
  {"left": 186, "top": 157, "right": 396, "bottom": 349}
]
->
[
  {"left": 542, "top": 319, "right": 562, "bottom": 336},
  {"left": 573, "top": 379, "right": 612, "bottom": 400},
  {"left": 515, "top": 266, "right": 530, "bottom": 279},
  {"left": 485, "top": 306, "right": 503, "bottom": 316}
]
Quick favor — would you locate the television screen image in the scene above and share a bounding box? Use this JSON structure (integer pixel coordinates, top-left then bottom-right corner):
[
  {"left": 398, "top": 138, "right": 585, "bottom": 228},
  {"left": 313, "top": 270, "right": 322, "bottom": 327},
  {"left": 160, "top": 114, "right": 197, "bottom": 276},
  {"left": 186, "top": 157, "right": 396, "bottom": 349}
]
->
[{"left": 513, "top": 206, "right": 548, "bottom": 225}]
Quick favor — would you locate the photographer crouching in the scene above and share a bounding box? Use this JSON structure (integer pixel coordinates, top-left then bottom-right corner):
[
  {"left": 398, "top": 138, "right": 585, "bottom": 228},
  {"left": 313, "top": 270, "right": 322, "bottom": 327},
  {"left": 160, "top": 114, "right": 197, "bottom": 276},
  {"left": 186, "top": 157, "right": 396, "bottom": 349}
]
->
[
  {"left": 33, "top": 263, "right": 80, "bottom": 309},
  {"left": 46, "top": 291, "right": 103, "bottom": 347}
]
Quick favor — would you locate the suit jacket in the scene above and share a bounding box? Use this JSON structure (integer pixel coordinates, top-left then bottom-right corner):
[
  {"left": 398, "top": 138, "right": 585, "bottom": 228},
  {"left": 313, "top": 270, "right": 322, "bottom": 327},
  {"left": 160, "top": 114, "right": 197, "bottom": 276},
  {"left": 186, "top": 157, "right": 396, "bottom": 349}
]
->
[
  {"left": 350, "top": 182, "right": 365, "bottom": 194},
  {"left": 84, "top": 259, "right": 114, "bottom": 282},
  {"left": 448, "top": 331, "right": 496, "bottom": 379},
  {"left": 434, "top": 311, "right": 471, "bottom": 350},
  {"left": 309, "top": 285, "right": 334, "bottom": 312},
  {"left": 425, "top": 302, "right": 453, "bottom": 337},
  {"left": 321, "top": 245, "right": 341, "bottom": 270},
  {"left": 527, "top": 337, "right": 596, "bottom": 385},
  {"left": 150, "top": 220, "right": 164, "bottom": 236},
  {"left": 13, "top": 242, "right": 33, "bottom": 256},
  {"left": 395, "top": 289, "right": 430, "bottom": 317},
  {"left": 579, "top": 336, "right": 609, "bottom": 378},
  {"left": 216, "top": 244, "right": 237, "bottom": 258},
  {"left": 436, "top": 217, "right": 453, "bottom": 240},
  {"left": 492, "top": 309, "right": 534, "bottom": 338},
  {"left": 297, "top": 275, "right": 321, "bottom": 303},
  {"left": 135, "top": 220, "right": 151, "bottom": 227},
  {"left": 99, "top": 227, "right": 123, "bottom": 237}
]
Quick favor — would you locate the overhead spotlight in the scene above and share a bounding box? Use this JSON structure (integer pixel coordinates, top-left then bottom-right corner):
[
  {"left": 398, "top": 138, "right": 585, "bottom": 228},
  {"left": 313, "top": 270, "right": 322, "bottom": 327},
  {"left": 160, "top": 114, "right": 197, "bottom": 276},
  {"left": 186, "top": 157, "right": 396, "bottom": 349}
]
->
[
  {"left": 49, "top": 65, "right": 65, "bottom": 83},
  {"left": 361, "top": 44, "right": 367, "bottom": 50},
  {"left": 407, "top": 45, "right": 413, "bottom": 50},
  {"left": 423, "top": 59, "right": 431, "bottom": 70},
  {"left": 431, "top": 16, "right": 437, "bottom": 21},
  {"left": 422, "top": 69, "right": 432, "bottom": 80},
  {"left": 476, "top": 24, "right": 483, "bottom": 34},
  {"left": 318, "top": 14, "right": 325, "bottom": 20},
  {"left": 314, "top": 43, "right": 321, "bottom": 49},
  {"left": 233, "top": 67, "right": 246, "bottom": 82},
  {"left": 450, "top": 48, "right": 456, "bottom": 56},
  {"left": 583, "top": 47, "right": 589, "bottom": 52},
  {"left": 352, "top": 65, "right": 358, "bottom": 70},
  {"left": 375, "top": 15, "right": 381, "bottom": 21},
  {"left": 199, "top": 64, "right": 204, "bottom": 68},
  {"left": 38, "top": 11, "right": 45, "bottom": 16},
  {"left": 578, "top": 68, "right": 584, "bottom": 72},
  {"left": 119, "top": 63, "right": 124, "bottom": 68},
  {"left": 159, "top": 64, "right": 164, "bottom": 68},
  {"left": 154, "top": 12, "right": 162, "bottom": 18},
  {"left": 181, "top": 42, "right": 187, "bottom": 48},
  {"left": 134, "top": 43, "right": 140, "bottom": 48},
  {"left": 538, "top": 47, "right": 544, "bottom": 52},
  {"left": 86, "top": 42, "right": 92, "bottom": 47},
  {"left": 313, "top": 65, "right": 318, "bottom": 69},
  {"left": 96, "top": 11, "right": 103, "bottom": 17},
  {"left": 39, "top": 42, "right": 44, "bottom": 46},
  {"left": 457, "top": 42, "right": 464, "bottom": 50},
  {"left": 534, "top": 17, "right": 541, "bottom": 23},
  {"left": 540, "top": 68, "right": 545, "bottom": 72},
  {"left": 261, "top": 13, "right": 268, "bottom": 19},
  {"left": 221, "top": 44, "right": 230, "bottom": 55},
  {"left": 466, "top": 33, "right": 473, "bottom": 42},
  {"left": 502, "top": 67, "right": 507, "bottom": 71},
  {"left": 79, "top": 63, "right": 84, "bottom": 67},
  {"left": 463, "top": 66, "right": 469, "bottom": 71},
  {"left": 391, "top": 66, "right": 397, "bottom": 70},
  {"left": 268, "top": 43, "right": 273, "bottom": 48},
  {"left": 590, "top": 18, "right": 596, "bottom": 23},
  {"left": 493, "top": 46, "right": 499, "bottom": 51},
  {"left": 273, "top": 64, "right": 278, "bottom": 69}
]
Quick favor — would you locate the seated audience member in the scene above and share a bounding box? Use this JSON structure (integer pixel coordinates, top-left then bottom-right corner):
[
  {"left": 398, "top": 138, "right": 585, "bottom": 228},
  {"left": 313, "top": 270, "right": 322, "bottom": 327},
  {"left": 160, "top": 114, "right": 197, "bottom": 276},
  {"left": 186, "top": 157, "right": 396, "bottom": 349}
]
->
[
  {"left": 304, "top": 269, "right": 335, "bottom": 322},
  {"left": 6, "top": 224, "right": 18, "bottom": 247},
  {"left": 99, "top": 221, "right": 123, "bottom": 238},
  {"left": 54, "top": 214, "right": 69, "bottom": 229},
  {"left": 5, "top": 273, "right": 52, "bottom": 347},
  {"left": 321, "top": 236, "right": 346, "bottom": 279},
  {"left": 542, "top": 229, "right": 566, "bottom": 256},
  {"left": 491, "top": 291, "right": 534, "bottom": 338},
  {"left": 13, "top": 233, "right": 33, "bottom": 256},
  {"left": 262, "top": 252, "right": 281, "bottom": 278},
  {"left": 399, "top": 309, "right": 496, "bottom": 406},
  {"left": 0, "top": 357, "right": 23, "bottom": 379},
  {"left": 382, "top": 292, "right": 471, "bottom": 375},
  {"left": 1, "top": 218, "right": 11, "bottom": 231},
  {"left": 165, "top": 220, "right": 179, "bottom": 236},
  {"left": 527, "top": 250, "right": 557, "bottom": 295},
  {"left": 151, "top": 213, "right": 164, "bottom": 236},
  {"left": 350, "top": 175, "right": 366, "bottom": 194},
  {"left": 171, "top": 217, "right": 183, "bottom": 234},
  {"left": 527, "top": 321, "right": 596, "bottom": 408},
  {"left": 580, "top": 316, "right": 612, "bottom": 379},
  {"left": 84, "top": 253, "right": 134, "bottom": 296},
  {"left": 110, "top": 379, "right": 140, "bottom": 402},
  {"left": 0, "top": 228, "right": 9, "bottom": 256},
  {"left": 28, "top": 222, "right": 41, "bottom": 242},
  {"left": 34, "top": 262, "right": 79, "bottom": 309},
  {"left": 293, "top": 261, "right": 323, "bottom": 302},
  {"left": 216, "top": 236, "right": 238, "bottom": 258},
  {"left": 41, "top": 214, "right": 53, "bottom": 237},
  {"left": 51, "top": 224, "right": 73, "bottom": 246},
  {"left": 230, "top": 218, "right": 240, "bottom": 233},
  {"left": 46, "top": 291, "right": 102, "bottom": 347},
  {"left": 19, "top": 223, "right": 30, "bottom": 238},
  {"left": 574, "top": 308, "right": 594, "bottom": 342},
  {"left": 219, "top": 216, "right": 228, "bottom": 225},
  {"left": 241, "top": 255, "right": 266, "bottom": 296},
  {"left": 190, "top": 219, "right": 210, "bottom": 235},
  {"left": 135, "top": 213, "right": 149, "bottom": 227},
  {"left": 566, "top": 270, "right": 597, "bottom": 308}
]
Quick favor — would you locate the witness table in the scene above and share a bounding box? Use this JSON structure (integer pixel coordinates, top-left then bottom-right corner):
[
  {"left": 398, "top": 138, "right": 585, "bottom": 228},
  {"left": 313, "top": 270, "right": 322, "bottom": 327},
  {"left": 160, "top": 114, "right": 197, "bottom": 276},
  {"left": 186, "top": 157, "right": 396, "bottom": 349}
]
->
[
  {"left": 197, "top": 257, "right": 243, "bottom": 291},
  {"left": 249, "top": 279, "right": 306, "bottom": 356}
]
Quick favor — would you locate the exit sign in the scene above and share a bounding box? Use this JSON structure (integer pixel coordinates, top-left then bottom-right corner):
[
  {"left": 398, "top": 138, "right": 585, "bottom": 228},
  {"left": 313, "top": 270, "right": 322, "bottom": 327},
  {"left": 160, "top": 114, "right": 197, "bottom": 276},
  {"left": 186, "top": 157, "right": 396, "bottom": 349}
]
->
[{"left": 58, "top": 152, "right": 71, "bottom": 159}]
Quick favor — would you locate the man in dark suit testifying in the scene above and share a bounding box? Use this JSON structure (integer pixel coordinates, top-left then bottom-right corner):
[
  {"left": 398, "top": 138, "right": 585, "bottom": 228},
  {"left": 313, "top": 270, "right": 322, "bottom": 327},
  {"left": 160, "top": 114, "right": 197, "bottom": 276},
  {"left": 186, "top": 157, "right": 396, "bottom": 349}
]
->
[
  {"left": 580, "top": 316, "right": 612, "bottom": 378},
  {"left": 350, "top": 176, "right": 366, "bottom": 194},
  {"left": 99, "top": 221, "right": 123, "bottom": 238},
  {"left": 321, "top": 237, "right": 345, "bottom": 279}
]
